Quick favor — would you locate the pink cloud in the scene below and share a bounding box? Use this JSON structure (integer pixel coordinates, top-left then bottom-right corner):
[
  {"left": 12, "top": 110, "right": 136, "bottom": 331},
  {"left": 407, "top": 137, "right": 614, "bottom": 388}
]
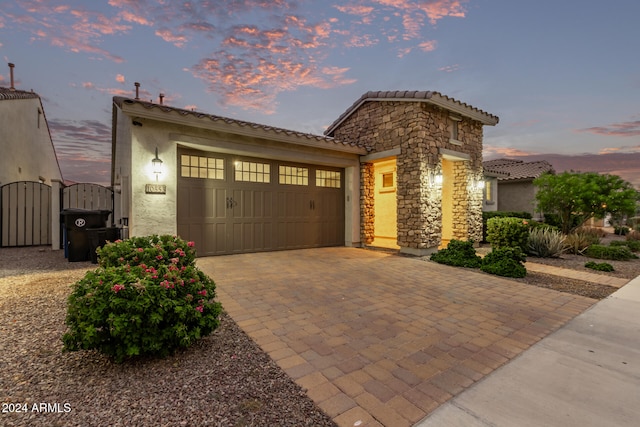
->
[
  {"left": 599, "top": 145, "right": 640, "bottom": 154},
  {"left": 483, "top": 145, "right": 540, "bottom": 158},
  {"left": 439, "top": 64, "right": 460, "bottom": 72},
  {"left": 116, "top": 74, "right": 125, "bottom": 84},
  {"left": 155, "top": 28, "right": 189, "bottom": 47},
  {"left": 580, "top": 120, "right": 640, "bottom": 137}
]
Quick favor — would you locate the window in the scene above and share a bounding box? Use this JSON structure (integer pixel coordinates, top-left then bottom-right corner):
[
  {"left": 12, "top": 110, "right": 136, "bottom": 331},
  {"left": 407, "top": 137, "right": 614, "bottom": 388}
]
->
[
  {"left": 316, "top": 170, "right": 341, "bottom": 188},
  {"left": 279, "top": 165, "right": 308, "bottom": 185},
  {"left": 235, "top": 160, "right": 270, "bottom": 183},
  {"left": 382, "top": 172, "right": 394, "bottom": 188},
  {"left": 449, "top": 115, "right": 462, "bottom": 144},
  {"left": 181, "top": 155, "right": 224, "bottom": 179},
  {"left": 484, "top": 180, "right": 495, "bottom": 204}
]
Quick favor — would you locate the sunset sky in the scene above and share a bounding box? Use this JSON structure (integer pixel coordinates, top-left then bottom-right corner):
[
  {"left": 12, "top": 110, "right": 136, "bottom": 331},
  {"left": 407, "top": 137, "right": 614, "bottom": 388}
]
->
[{"left": 1, "top": 0, "right": 639, "bottom": 186}]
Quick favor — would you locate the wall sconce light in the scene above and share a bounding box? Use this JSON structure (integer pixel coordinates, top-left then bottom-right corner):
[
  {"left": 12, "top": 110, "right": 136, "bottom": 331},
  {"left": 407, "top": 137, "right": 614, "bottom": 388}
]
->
[
  {"left": 473, "top": 179, "right": 486, "bottom": 191},
  {"left": 152, "top": 147, "right": 163, "bottom": 181},
  {"left": 429, "top": 171, "right": 443, "bottom": 187}
]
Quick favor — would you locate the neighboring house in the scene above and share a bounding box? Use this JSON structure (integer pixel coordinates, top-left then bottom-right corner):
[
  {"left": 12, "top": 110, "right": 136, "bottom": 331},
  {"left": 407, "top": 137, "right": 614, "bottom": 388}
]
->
[
  {"left": 0, "top": 86, "right": 63, "bottom": 186},
  {"left": 112, "top": 90, "right": 498, "bottom": 256},
  {"left": 482, "top": 158, "right": 555, "bottom": 219}
]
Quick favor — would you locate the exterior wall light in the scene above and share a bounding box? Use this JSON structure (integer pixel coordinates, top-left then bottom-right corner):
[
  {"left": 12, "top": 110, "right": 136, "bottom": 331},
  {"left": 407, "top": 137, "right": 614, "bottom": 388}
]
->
[
  {"left": 429, "top": 171, "right": 443, "bottom": 187},
  {"left": 152, "top": 147, "right": 163, "bottom": 181}
]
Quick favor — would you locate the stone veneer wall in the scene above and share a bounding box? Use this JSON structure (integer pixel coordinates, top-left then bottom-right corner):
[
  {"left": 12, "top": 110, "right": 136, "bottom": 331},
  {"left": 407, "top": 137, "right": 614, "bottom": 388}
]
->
[
  {"left": 361, "top": 162, "right": 375, "bottom": 244},
  {"left": 331, "top": 101, "right": 485, "bottom": 252}
]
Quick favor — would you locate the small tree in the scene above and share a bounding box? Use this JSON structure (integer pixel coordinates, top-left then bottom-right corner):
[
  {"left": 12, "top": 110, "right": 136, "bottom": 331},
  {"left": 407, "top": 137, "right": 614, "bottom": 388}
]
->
[{"left": 534, "top": 172, "right": 638, "bottom": 234}]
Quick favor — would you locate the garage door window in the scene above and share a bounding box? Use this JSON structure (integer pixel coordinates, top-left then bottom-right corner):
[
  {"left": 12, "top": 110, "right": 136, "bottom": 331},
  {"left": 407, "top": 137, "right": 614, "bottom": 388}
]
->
[
  {"left": 316, "top": 170, "right": 341, "bottom": 188},
  {"left": 279, "top": 166, "right": 308, "bottom": 186},
  {"left": 235, "top": 161, "right": 270, "bottom": 183},
  {"left": 181, "top": 155, "right": 224, "bottom": 179}
]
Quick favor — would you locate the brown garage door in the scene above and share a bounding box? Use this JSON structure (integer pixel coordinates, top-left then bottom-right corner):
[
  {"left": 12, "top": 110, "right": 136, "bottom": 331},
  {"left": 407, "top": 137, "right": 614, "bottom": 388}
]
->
[{"left": 177, "top": 149, "right": 344, "bottom": 256}]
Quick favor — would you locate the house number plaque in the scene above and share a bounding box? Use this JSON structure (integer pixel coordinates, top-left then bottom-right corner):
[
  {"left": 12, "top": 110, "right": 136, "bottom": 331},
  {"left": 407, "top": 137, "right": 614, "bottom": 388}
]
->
[{"left": 145, "top": 184, "right": 166, "bottom": 194}]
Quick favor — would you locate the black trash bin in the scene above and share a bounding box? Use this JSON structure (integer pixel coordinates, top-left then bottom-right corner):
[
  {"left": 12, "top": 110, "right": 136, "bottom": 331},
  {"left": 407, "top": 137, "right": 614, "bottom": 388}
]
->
[
  {"left": 60, "top": 209, "right": 111, "bottom": 262},
  {"left": 87, "top": 227, "right": 120, "bottom": 263}
]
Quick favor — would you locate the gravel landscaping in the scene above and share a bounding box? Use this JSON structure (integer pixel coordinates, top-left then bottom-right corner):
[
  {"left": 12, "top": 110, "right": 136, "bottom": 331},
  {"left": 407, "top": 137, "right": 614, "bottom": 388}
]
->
[
  {"left": 0, "top": 247, "right": 336, "bottom": 427},
  {"left": 2, "top": 238, "right": 638, "bottom": 426}
]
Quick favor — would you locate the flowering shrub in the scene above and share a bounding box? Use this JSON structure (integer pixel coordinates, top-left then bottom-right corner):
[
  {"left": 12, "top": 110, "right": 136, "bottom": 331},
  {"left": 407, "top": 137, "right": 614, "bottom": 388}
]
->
[{"left": 63, "top": 235, "right": 222, "bottom": 363}]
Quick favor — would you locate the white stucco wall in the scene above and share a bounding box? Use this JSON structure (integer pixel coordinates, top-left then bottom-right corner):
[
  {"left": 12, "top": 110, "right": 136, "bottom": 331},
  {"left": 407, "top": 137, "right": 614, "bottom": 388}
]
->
[
  {"left": 0, "top": 97, "right": 62, "bottom": 185},
  {"left": 113, "top": 104, "right": 363, "bottom": 246}
]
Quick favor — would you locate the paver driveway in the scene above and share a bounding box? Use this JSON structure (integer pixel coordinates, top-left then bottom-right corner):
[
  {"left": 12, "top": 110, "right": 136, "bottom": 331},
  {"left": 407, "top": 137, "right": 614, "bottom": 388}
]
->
[{"left": 197, "top": 247, "right": 595, "bottom": 427}]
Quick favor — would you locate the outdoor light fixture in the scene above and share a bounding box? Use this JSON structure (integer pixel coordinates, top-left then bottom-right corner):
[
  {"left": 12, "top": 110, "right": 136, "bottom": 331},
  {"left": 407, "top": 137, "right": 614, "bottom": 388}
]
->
[
  {"left": 429, "top": 171, "right": 443, "bottom": 187},
  {"left": 152, "top": 147, "right": 163, "bottom": 180}
]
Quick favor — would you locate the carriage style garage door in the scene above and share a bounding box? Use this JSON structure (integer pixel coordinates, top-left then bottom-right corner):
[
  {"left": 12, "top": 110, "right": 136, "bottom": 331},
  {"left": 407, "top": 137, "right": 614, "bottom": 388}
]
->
[{"left": 177, "top": 148, "right": 345, "bottom": 256}]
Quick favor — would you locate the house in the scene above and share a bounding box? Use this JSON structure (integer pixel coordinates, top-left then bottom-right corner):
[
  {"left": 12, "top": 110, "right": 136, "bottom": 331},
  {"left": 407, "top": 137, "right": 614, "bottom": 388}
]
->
[
  {"left": 111, "top": 90, "right": 498, "bottom": 256},
  {"left": 0, "top": 83, "right": 62, "bottom": 185},
  {"left": 0, "top": 64, "right": 63, "bottom": 247},
  {"left": 482, "top": 158, "right": 554, "bottom": 219}
]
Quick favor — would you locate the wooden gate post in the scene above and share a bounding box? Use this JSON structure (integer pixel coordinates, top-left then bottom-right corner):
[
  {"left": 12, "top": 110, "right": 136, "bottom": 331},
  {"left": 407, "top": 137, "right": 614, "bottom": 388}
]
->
[{"left": 51, "top": 179, "right": 63, "bottom": 250}]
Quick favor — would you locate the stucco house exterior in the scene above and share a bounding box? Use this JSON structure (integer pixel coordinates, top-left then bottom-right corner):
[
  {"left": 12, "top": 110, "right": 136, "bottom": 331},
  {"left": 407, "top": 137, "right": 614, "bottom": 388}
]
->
[
  {"left": 0, "top": 85, "right": 63, "bottom": 186},
  {"left": 111, "top": 90, "right": 498, "bottom": 256},
  {"left": 482, "top": 158, "right": 554, "bottom": 219}
]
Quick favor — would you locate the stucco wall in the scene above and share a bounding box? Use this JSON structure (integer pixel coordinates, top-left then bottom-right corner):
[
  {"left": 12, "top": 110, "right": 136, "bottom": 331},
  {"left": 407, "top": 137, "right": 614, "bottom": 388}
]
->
[
  {"left": 113, "top": 109, "right": 362, "bottom": 245},
  {"left": 331, "top": 101, "right": 485, "bottom": 253},
  {"left": 497, "top": 181, "right": 538, "bottom": 218},
  {"left": 0, "top": 97, "right": 62, "bottom": 185}
]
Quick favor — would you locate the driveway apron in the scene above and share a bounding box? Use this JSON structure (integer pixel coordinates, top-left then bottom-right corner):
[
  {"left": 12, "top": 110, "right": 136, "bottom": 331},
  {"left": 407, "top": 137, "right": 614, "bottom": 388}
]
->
[{"left": 197, "top": 247, "right": 595, "bottom": 427}]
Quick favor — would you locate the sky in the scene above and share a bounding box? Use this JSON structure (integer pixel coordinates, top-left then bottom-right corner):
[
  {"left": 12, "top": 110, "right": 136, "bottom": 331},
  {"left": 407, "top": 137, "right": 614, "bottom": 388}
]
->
[{"left": 1, "top": 0, "right": 639, "bottom": 187}]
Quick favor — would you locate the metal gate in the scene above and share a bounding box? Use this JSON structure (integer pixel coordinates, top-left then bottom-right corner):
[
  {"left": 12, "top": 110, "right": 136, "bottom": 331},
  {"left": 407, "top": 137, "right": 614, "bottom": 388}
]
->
[{"left": 0, "top": 181, "right": 51, "bottom": 247}]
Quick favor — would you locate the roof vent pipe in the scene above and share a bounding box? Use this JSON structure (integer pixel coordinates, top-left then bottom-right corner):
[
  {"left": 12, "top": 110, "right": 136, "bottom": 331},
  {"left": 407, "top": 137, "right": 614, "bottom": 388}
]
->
[
  {"left": 159, "top": 93, "right": 164, "bottom": 105},
  {"left": 8, "top": 63, "right": 15, "bottom": 91},
  {"left": 134, "top": 82, "right": 140, "bottom": 100}
]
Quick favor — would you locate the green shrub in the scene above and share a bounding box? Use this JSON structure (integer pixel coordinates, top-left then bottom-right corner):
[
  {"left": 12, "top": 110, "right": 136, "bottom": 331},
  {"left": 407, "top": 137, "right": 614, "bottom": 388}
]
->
[
  {"left": 614, "top": 226, "right": 630, "bottom": 236},
  {"left": 564, "top": 230, "right": 601, "bottom": 255},
  {"left": 543, "top": 213, "right": 582, "bottom": 231},
  {"left": 480, "top": 247, "right": 527, "bottom": 278},
  {"left": 430, "top": 239, "right": 481, "bottom": 268},
  {"left": 610, "top": 240, "right": 640, "bottom": 252},
  {"left": 482, "top": 211, "right": 532, "bottom": 242},
  {"left": 584, "top": 244, "right": 638, "bottom": 261},
  {"left": 63, "top": 235, "right": 222, "bottom": 363},
  {"left": 527, "top": 228, "right": 566, "bottom": 258},
  {"left": 486, "top": 217, "right": 530, "bottom": 251},
  {"left": 584, "top": 261, "right": 614, "bottom": 272}
]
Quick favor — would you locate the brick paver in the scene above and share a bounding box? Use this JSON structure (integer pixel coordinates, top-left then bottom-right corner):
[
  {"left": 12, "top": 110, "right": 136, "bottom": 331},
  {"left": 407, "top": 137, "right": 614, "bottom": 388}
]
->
[{"left": 197, "top": 247, "right": 596, "bottom": 427}]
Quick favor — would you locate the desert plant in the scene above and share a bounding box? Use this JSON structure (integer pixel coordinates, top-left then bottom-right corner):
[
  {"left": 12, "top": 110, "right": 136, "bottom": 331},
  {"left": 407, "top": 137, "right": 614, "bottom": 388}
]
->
[
  {"left": 610, "top": 240, "right": 640, "bottom": 252},
  {"left": 63, "top": 235, "right": 222, "bottom": 363},
  {"left": 564, "top": 229, "right": 602, "bottom": 255},
  {"left": 584, "top": 261, "right": 614, "bottom": 272},
  {"left": 584, "top": 244, "right": 638, "bottom": 261},
  {"left": 480, "top": 247, "right": 527, "bottom": 278},
  {"left": 486, "top": 217, "right": 530, "bottom": 251},
  {"left": 527, "top": 228, "right": 566, "bottom": 258},
  {"left": 430, "top": 239, "right": 482, "bottom": 268}
]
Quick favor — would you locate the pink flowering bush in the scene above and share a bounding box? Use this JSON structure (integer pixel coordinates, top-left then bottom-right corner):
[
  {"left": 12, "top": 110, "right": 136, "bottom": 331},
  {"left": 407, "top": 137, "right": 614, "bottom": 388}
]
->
[{"left": 63, "top": 235, "right": 221, "bottom": 363}]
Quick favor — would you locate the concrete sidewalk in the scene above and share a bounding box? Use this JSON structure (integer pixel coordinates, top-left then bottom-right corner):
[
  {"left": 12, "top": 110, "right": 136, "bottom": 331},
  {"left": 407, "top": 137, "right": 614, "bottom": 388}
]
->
[{"left": 416, "top": 275, "right": 640, "bottom": 427}]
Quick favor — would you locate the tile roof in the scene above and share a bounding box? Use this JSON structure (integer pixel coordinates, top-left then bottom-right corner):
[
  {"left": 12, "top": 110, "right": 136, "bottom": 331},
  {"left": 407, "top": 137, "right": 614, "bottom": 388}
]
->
[
  {"left": 113, "top": 96, "right": 363, "bottom": 150},
  {"left": 0, "top": 86, "right": 40, "bottom": 100},
  {"left": 325, "top": 90, "right": 499, "bottom": 136},
  {"left": 483, "top": 158, "right": 555, "bottom": 181}
]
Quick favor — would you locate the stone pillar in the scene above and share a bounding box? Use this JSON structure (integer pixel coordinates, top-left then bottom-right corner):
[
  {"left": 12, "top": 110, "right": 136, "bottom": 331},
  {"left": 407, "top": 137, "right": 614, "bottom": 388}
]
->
[{"left": 360, "top": 162, "right": 375, "bottom": 245}]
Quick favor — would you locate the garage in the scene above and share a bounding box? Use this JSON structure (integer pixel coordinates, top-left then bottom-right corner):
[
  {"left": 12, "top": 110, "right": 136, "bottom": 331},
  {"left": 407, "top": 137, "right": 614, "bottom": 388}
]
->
[{"left": 177, "top": 148, "right": 344, "bottom": 256}]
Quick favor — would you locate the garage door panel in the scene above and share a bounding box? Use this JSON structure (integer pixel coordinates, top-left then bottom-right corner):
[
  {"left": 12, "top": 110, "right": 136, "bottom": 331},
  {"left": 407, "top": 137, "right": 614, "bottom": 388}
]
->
[{"left": 177, "top": 148, "right": 344, "bottom": 255}]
